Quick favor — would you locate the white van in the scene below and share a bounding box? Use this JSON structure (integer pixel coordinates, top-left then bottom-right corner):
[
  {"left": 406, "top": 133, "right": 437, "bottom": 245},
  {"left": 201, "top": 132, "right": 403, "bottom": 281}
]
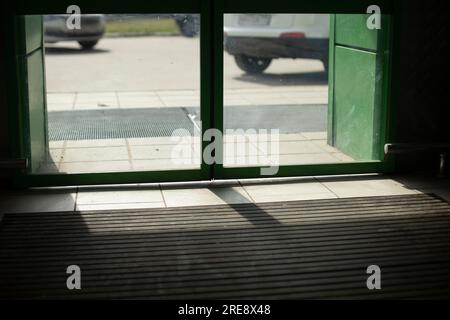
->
[{"left": 224, "top": 14, "right": 329, "bottom": 74}]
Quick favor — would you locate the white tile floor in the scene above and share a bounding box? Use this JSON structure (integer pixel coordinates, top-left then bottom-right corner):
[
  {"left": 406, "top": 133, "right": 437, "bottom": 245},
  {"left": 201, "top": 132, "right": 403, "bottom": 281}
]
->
[
  {"left": 1, "top": 174, "right": 448, "bottom": 214},
  {"left": 42, "top": 87, "right": 334, "bottom": 174},
  {"left": 76, "top": 187, "right": 165, "bottom": 211},
  {"left": 41, "top": 133, "right": 355, "bottom": 174},
  {"left": 41, "top": 137, "right": 200, "bottom": 173}
]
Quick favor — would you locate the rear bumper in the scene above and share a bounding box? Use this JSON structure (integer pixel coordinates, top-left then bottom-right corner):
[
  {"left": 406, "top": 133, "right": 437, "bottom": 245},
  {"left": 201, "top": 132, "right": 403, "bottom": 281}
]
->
[
  {"left": 44, "top": 15, "right": 105, "bottom": 43},
  {"left": 224, "top": 36, "right": 328, "bottom": 60},
  {"left": 45, "top": 34, "right": 103, "bottom": 43}
]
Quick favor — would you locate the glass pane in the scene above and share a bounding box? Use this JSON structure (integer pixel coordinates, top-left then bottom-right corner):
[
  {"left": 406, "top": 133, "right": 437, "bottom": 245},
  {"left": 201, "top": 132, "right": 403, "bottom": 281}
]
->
[
  {"left": 35, "top": 13, "right": 201, "bottom": 174},
  {"left": 223, "top": 13, "right": 385, "bottom": 168}
]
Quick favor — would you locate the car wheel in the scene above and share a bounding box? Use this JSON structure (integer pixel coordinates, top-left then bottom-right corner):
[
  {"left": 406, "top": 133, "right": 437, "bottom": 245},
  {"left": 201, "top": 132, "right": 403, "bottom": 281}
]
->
[
  {"left": 78, "top": 40, "right": 98, "bottom": 50},
  {"left": 176, "top": 15, "right": 200, "bottom": 37},
  {"left": 234, "top": 54, "right": 272, "bottom": 74}
]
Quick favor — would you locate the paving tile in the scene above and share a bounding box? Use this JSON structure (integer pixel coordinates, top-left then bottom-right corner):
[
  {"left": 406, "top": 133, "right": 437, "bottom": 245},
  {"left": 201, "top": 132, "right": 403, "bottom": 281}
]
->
[
  {"left": 38, "top": 162, "right": 61, "bottom": 174},
  {"left": 226, "top": 133, "right": 310, "bottom": 143},
  {"left": 159, "top": 95, "right": 198, "bottom": 101},
  {"left": 58, "top": 161, "right": 132, "bottom": 174},
  {"left": 161, "top": 186, "right": 253, "bottom": 207},
  {"left": 241, "top": 180, "right": 336, "bottom": 203},
  {"left": 223, "top": 156, "right": 273, "bottom": 167},
  {"left": 48, "top": 148, "right": 64, "bottom": 164},
  {"left": 223, "top": 142, "right": 261, "bottom": 157},
  {"left": 77, "top": 188, "right": 163, "bottom": 205},
  {"left": 49, "top": 141, "right": 65, "bottom": 148},
  {"left": 0, "top": 190, "right": 77, "bottom": 214},
  {"left": 130, "top": 144, "right": 196, "bottom": 160},
  {"left": 278, "top": 140, "right": 325, "bottom": 154},
  {"left": 223, "top": 100, "right": 249, "bottom": 107},
  {"left": 330, "top": 152, "right": 355, "bottom": 162},
  {"left": 157, "top": 90, "right": 199, "bottom": 97},
  {"left": 316, "top": 176, "right": 419, "bottom": 198},
  {"left": 277, "top": 133, "right": 309, "bottom": 141},
  {"left": 132, "top": 159, "right": 200, "bottom": 171},
  {"left": 119, "top": 100, "right": 165, "bottom": 108},
  {"left": 279, "top": 91, "right": 328, "bottom": 98},
  {"left": 160, "top": 179, "right": 240, "bottom": 189},
  {"left": 65, "top": 139, "right": 126, "bottom": 148},
  {"left": 76, "top": 202, "right": 165, "bottom": 211},
  {"left": 62, "top": 147, "right": 129, "bottom": 162},
  {"left": 47, "top": 103, "right": 74, "bottom": 111},
  {"left": 46, "top": 93, "right": 76, "bottom": 104},
  {"left": 289, "top": 97, "right": 328, "bottom": 105},
  {"left": 76, "top": 92, "right": 117, "bottom": 102},
  {"left": 311, "top": 139, "right": 339, "bottom": 153},
  {"left": 117, "top": 91, "right": 158, "bottom": 99},
  {"left": 223, "top": 134, "right": 259, "bottom": 143},
  {"left": 301, "top": 131, "right": 328, "bottom": 140},
  {"left": 242, "top": 97, "right": 296, "bottom": 106},
  {"left": 161, "top": 98, "right": 200, "bottom": 108},
  {"left": 74, "top": 102, "right": 120, "bottom": 110},
  {"left": 276, "top": 153, "right": 339, "bottom": 165},
  {"left": 127, "top": 136, "right": 195, "bottom": 146},
  {"left": 239, "top": 176, "right": 316, "bottom": 185}
]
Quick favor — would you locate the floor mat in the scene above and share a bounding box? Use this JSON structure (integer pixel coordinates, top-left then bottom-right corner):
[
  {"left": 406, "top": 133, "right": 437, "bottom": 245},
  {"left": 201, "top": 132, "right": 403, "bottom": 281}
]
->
[
  {"left": 47, "top": 107, "right": 196, "bottom": 141},
  {"left": 1, "top": 193, "right": 450, "bottom": 299}
]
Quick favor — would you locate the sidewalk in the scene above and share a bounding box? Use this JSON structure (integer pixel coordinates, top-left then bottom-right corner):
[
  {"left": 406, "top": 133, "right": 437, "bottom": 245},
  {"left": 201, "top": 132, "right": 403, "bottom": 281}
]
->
[
  {"left": 42, "top": 131, "right": 352, "bottom": 174},
  {"left": 46, "top": 87, "right": 328, "bottom": 111},
  {"left": 41, "top": 87, "right": 341, "bottom": 174}
]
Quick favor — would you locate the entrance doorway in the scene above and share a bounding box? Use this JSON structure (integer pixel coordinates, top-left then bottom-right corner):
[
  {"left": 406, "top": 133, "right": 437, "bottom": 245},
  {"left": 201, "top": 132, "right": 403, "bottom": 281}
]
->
[{"left": 11, "top": 2, "right": 394, "bottom": 187}]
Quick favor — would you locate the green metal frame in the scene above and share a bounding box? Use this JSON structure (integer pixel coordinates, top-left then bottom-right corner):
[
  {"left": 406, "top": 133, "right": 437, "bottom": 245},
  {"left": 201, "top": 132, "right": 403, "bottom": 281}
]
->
[{"left": 4, "top": 0, "right": 397, "bottom": 187}]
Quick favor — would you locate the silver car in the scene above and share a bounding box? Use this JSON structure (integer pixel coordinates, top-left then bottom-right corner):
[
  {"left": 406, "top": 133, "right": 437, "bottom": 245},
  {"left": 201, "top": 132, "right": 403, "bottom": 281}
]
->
[{"left": 44, "top": 14, "right": 105, "bottom": 50}]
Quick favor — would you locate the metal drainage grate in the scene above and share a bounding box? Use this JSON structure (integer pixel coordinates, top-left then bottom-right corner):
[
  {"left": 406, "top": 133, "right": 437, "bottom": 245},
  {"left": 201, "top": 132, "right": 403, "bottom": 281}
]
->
[{"left": 47, "top": 108, "right": 197, "bottom": 141}]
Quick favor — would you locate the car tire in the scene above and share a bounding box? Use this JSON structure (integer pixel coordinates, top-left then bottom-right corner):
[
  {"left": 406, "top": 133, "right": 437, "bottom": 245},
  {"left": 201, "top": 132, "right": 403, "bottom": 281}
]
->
[
  {"left": 78, "top": 40, "right": 98, "bottom": 50},
  {"left": 234, "top": 54, "right": 272, "bottom": 74},
  {"left": 176, "top": 15, "right": 200, "bottom": 37}
]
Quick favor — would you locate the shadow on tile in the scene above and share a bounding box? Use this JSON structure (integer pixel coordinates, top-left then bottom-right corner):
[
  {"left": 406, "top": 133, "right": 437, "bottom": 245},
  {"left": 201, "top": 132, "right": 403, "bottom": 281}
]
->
[{"left": 209, "top": 187, "right": 281, "bottom": 226}]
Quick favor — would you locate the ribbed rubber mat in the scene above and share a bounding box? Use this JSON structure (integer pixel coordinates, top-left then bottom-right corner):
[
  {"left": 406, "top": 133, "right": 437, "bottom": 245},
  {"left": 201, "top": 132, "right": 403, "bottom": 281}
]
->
[
  {"left": 1, "top": 194, "right": 450, "bottom": 299},
  {"left": 47, "top": 108, "right": 196, "bottom": 141}
]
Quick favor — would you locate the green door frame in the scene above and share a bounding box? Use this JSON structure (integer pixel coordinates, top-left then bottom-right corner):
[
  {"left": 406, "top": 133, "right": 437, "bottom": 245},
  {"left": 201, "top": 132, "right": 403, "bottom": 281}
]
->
[{"left": 5, "top": 0, "right": 398, "bottom": 187}]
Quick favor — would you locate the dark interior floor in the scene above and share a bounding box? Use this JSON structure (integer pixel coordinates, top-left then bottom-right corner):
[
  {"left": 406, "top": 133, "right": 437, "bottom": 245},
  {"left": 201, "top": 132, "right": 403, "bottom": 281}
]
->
[{"left": 1, "top": 193, "right": 449, "bottom": 299}]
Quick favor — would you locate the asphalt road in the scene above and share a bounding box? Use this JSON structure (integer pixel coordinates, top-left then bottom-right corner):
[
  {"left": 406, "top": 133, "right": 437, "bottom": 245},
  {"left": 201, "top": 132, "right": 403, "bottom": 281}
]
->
[
  {"left": 45, "top": 36, "right": 328, "bottom": 135},
  {"left": 44, "top": 36, "right": 327, "bottom": 93}
]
